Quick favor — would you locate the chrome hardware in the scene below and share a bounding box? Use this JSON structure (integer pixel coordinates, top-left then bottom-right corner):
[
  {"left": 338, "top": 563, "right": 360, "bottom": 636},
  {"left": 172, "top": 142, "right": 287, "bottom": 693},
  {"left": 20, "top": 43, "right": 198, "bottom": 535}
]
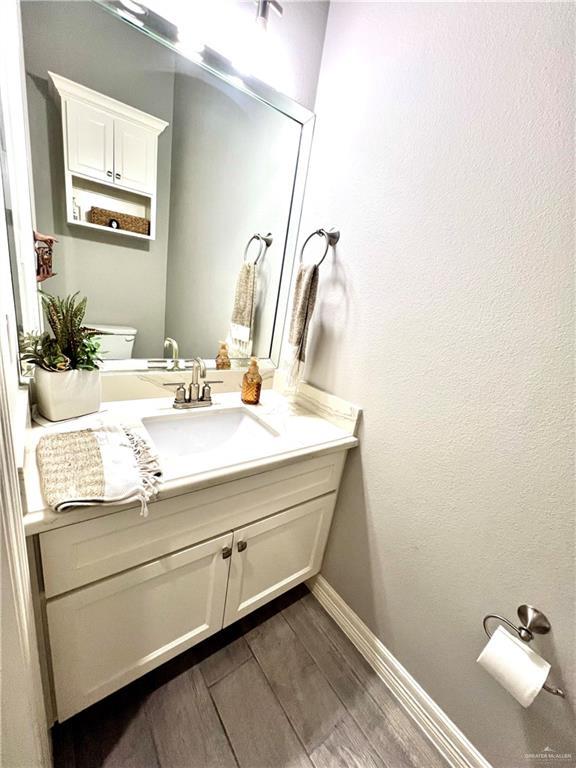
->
[
  {"left": 166, "top": 358, "right": 220, "bottom": 409},
  {"left": 300, "top": 228, "right": 340, "bottom": 267},
  {"left": 200, "top": 380, "right": 223, "bottom": 405},
  {"left": 164, "top": 337, "right": 181, "bottom": 370},
  {"left": 162, "top": 382, "right": 186, "bottom": 403},
  {"left": 244, "top": 233, "right": 273, "bottom": 266},
  {"left": 482, "top": 605, "right": 565, "bottom": 698},
  {"left": 106, "top": 170, "right": 113, "bottom": 177},
  {"left": 237, "top": 540, "right": 247, "bottom": 552},
  {"left": 222, "top": 546, "right": 232, "bottom": 559},
  {"left": 115, "top": 173, "right": 121, "bottom": 179},
  {"left": 255, "top": 0, "right": 283, "bottom": 29}
]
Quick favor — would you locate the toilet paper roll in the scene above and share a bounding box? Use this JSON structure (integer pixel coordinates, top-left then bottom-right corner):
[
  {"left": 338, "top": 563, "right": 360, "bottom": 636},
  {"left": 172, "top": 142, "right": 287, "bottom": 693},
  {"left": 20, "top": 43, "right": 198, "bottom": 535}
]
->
[{"left": 477, "top": 625, "right": 551, "bottom": 707}]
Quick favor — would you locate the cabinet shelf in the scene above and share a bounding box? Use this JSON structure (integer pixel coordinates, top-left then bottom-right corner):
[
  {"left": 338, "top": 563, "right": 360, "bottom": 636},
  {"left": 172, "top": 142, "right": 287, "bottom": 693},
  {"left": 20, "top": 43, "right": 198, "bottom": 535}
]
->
[
  {"left": 69, "top": 175, "right": 153, "bottom": 240},
  {"left": 68, "top": 218, "right": 153, "bottom": 241}
]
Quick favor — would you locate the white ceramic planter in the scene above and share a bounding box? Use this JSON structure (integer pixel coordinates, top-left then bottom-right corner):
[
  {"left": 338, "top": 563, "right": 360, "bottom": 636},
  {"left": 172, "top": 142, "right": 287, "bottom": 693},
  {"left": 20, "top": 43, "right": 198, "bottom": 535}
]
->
[{"left": 35, "top": 368, "right": 101, "bottom": 421}]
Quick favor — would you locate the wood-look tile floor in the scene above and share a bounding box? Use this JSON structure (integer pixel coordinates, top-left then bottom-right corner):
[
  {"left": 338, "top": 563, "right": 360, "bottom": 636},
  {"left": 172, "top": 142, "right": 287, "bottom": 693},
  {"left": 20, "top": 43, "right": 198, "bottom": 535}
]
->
[{"left": 52, "top": 585, "right": 448, "bottom": 768}]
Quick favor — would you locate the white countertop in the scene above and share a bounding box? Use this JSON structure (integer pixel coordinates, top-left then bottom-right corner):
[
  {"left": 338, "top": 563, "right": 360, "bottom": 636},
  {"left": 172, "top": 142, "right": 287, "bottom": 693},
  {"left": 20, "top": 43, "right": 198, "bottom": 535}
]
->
[{"left": 21, "top": 386, "right": 360, "bottom": 536}]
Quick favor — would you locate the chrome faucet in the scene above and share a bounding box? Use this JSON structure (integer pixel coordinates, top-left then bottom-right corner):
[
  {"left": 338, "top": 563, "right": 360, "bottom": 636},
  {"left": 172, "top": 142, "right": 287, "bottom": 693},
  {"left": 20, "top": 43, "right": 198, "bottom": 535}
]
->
[
  {"left": 163, "top": 357, "right": 222, "bottom": 409},
  {"left": 188, "top": 356, "right": 206, "bottom": 402},
  {"left": 164, "top": 337, "right": 181, "bottom": 370}
]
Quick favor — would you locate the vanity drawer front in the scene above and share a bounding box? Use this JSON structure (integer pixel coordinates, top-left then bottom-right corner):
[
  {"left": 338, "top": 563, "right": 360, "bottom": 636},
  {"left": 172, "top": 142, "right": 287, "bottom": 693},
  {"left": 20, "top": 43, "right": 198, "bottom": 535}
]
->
[
  {"left": 47, "top": 532, "right": 232, "bottom": 721},
  {"left": 40, "top": 451, "right": 346, "bottom": 597}
]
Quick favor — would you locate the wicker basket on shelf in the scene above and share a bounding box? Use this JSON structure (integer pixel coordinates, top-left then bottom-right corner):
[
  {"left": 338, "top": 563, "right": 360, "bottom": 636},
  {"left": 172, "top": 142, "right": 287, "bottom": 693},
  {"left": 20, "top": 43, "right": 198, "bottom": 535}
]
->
[{"left": 88, "top": 207, "right": 150, "bottom": 236}]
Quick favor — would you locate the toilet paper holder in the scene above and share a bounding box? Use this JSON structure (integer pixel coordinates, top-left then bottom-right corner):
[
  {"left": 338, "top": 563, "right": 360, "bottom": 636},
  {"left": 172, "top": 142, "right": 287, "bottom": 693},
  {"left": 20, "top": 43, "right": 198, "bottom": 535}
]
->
[{"left": 483, "top": 605, "right": 566, "bottom": 698}]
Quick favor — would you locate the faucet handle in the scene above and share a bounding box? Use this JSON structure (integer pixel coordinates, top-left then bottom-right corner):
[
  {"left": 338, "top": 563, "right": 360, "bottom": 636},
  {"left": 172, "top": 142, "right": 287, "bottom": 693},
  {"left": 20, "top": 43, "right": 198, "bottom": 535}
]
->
[
  {"left": 200, "top": 380, "right": 223, "bottom": 402},
  {"left": 163, "top": 382, "right": 186, "bottom": 403}
]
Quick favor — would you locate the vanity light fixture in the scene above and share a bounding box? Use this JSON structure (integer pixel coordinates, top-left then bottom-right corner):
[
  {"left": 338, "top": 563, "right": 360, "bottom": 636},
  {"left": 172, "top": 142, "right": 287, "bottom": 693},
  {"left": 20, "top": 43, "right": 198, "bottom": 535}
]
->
[
  {"left": 255, "top": 0, "right": 283, "bottom": 30},
  {"left": 116, "top": 0, "right": 145, "bottom": 15},
  {"left": 109, "top": 0, "right": 179, "bottom": 42}
]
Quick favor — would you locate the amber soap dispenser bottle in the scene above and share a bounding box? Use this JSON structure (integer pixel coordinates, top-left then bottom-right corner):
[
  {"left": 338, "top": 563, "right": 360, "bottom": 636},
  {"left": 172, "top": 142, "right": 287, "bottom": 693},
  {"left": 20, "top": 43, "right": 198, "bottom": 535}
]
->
[{"left": 241, "top": 357, "right": 262, "bottom": 405}]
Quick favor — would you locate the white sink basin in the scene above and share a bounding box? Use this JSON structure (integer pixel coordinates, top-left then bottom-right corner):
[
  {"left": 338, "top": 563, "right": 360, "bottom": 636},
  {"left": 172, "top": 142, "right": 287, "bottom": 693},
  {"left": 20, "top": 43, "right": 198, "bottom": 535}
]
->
[{"left": 142, "top": 407, "right": 279, "bottom": 478}]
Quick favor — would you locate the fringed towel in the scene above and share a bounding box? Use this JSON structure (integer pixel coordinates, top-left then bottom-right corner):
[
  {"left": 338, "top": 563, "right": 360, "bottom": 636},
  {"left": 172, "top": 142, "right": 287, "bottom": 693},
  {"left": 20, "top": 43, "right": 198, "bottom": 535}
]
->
[
  {"left": 228, "top": 262, "right": 256, "bottom": 357},
  {"left": 285, "top": 263, "right": 319, "bottom": 388},
  {"left": 36, "top": 423, "right": 162, "bottom": 517}
]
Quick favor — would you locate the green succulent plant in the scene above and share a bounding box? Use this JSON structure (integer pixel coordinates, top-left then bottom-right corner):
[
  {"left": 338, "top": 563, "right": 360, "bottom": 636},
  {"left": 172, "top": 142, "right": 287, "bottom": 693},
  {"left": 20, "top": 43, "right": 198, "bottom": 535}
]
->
[{"left": 20, "top": 292, "right": 102, "bottom": 372}]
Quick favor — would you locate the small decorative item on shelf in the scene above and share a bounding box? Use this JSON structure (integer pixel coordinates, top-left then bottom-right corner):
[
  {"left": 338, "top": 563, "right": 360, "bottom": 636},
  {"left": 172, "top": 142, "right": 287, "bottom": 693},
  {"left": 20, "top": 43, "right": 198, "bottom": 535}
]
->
[
  {"left": 34, "top": 231, "right": 58, "bottom": 283},
  {"left": 241, "top": 357, "right": 262, "bottom": 405},
  {"left": 215, "top": 341, "right": 231, "bottom": 369},
  {"left": 88, "top": 206, "right": 150, "bottom": 236},
  {"left": 20, "top": 292, "right": 103, "bottom": 421}
]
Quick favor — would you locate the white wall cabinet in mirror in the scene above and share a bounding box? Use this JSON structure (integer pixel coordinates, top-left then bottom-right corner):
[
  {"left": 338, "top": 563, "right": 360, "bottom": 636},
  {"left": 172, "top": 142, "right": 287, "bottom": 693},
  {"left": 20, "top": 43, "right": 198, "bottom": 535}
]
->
[{"left": 50, "top": 72, "right": 168, "bottom": 240}]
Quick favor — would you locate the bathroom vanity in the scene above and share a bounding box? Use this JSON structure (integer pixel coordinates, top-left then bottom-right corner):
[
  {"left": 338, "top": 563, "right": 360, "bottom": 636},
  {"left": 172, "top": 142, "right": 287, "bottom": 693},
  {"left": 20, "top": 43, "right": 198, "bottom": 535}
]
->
[
  {"left": 10, "top": 0, "right": 354, "bottom": 732},
  {"left": 21, "top": 384, "right": 359, "bottom": 722}
]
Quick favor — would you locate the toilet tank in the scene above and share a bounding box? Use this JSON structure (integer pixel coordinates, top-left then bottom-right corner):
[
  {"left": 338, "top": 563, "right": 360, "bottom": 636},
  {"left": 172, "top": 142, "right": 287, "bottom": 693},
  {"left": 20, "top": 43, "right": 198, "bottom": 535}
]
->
[{"left": 91, "top": 324, "right": 137, "bottom": 359}]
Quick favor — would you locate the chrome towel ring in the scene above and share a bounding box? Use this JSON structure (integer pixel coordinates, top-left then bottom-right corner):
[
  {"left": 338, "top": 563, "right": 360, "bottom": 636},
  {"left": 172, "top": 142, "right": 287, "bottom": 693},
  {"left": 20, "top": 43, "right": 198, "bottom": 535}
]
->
[
  {"left": 300, "top": 228, "right": 340, "bottom": 267},
  {"left": 244, "top": 233, "right": 273, "bottom": 265}
]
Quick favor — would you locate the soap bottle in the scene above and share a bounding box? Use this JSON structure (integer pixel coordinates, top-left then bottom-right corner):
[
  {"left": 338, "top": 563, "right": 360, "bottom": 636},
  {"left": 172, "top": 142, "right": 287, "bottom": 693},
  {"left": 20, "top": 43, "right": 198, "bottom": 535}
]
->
[
  {"left": 216, "top": 341, "right": 231, "bottom": 369},
  {"left": 241, "top": 357, "right": 262, "bottom": 405}
]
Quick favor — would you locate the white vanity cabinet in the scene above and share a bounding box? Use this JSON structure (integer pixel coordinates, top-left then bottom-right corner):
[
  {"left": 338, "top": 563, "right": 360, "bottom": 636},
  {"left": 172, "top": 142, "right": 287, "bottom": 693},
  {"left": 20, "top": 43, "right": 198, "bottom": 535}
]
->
[
  {"left": 49, "top": 72, "right": 168, "bottom": 240},
  {"left": 38, "top": 451, "right": 346, "bottom": 721}
]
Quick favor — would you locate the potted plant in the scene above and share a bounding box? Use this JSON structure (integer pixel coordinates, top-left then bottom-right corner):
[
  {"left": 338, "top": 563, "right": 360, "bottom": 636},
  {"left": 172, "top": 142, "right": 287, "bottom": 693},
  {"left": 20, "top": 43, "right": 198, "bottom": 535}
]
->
[{"left": 20, "top": 292, "right": 103, "bottom": 421}]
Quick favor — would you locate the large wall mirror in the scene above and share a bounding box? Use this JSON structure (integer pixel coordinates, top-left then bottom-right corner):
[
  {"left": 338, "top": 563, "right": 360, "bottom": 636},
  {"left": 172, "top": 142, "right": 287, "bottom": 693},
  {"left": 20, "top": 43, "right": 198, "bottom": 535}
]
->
[{"left": 19, "top": 0, "right": 313, "bottom": 367}]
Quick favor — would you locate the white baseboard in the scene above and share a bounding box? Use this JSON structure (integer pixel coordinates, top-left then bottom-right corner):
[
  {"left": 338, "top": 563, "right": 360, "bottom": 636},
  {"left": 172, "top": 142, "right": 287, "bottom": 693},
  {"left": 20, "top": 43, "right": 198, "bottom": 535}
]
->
[{"left": 307, "top": 575, "right": 492, "bottom": 768}]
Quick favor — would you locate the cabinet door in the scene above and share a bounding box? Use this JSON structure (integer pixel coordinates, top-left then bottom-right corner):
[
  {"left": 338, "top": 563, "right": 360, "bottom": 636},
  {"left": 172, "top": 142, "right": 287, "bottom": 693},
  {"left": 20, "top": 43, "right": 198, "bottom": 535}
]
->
[
  {"left": 223, "top": 494, "right": 336, "bottom": 627},
  {"left": 66, "top": 99, "right": 114, "bottom": 182},
  {"left": 113, "top": 117, "right": 156, "bottom": 193},
  {"left": 47, "top": 532, "right": 232, "bottom": 721}
]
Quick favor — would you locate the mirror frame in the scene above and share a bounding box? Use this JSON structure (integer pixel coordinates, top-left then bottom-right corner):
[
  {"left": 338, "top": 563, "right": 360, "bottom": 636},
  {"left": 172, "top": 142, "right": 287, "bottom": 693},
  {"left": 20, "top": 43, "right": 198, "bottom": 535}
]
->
[{"left": 15, "top": 0, "right": 315, "bottom": 373}]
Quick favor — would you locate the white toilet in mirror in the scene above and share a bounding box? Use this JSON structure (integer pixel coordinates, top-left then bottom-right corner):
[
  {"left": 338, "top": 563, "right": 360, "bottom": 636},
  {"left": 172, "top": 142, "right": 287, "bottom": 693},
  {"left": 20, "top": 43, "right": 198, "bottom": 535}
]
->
[{"left": 91, "top": 324, "right": 137, "bottom": 359}]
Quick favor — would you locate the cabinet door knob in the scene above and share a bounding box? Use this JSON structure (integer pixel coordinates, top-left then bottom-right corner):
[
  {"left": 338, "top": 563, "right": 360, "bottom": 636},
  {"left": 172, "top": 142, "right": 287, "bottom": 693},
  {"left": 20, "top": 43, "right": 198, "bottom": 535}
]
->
[
  {"left": 106, "top": 170, "right": 113, "bottom": 177},
  {"left": 222, "top": 546, "right": 232, "bottom": 559},
  {"left": 115, "top": 173, "right": 121, "bottom": 179},
  {"left": 237, "top": 540, "right": 247, "bottom": 552}
]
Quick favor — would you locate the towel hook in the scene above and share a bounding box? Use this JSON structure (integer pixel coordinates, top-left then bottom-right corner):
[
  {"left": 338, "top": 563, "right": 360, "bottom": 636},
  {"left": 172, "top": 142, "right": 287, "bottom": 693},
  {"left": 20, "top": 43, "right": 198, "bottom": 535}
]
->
[
  {"left": 482, "top": 605, "right": 565, "bottom": 698},
  {"left": 244, "top": 233, "right": 273, "bottom": 266},
  {"left": 300, "top": 228, "right": 340, "bottom": 267}
]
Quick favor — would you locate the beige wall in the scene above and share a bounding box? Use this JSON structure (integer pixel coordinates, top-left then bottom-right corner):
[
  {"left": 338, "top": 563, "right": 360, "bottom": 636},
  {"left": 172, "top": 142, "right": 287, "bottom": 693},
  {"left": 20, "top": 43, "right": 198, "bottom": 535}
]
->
[{"left": 300, "top": 3, "right": 575, "bottom": 766}]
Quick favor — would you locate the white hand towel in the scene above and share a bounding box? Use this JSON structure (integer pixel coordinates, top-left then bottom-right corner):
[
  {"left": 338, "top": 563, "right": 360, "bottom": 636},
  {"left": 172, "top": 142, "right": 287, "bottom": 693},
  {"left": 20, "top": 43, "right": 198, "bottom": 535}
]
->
[{"left": 36, "top": 422, "right": 162, "bottom": 517}]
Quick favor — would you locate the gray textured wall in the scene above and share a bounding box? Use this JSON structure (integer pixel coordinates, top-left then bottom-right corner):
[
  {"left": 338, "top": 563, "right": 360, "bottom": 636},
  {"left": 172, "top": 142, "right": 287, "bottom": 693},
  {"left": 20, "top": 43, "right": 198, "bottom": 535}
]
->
[
  {"left": 299, "top": 3, "right": 575, "bottom": 766},
  {"left": 21, "top": 1, "right": 175, "bottom": 358}
]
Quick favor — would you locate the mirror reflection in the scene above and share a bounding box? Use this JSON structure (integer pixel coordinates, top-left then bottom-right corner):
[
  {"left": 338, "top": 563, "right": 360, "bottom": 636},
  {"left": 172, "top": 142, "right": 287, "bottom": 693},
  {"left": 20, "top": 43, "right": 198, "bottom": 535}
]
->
[{"left": 21, "top": 0, "right": 302, "bottom": 362}]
